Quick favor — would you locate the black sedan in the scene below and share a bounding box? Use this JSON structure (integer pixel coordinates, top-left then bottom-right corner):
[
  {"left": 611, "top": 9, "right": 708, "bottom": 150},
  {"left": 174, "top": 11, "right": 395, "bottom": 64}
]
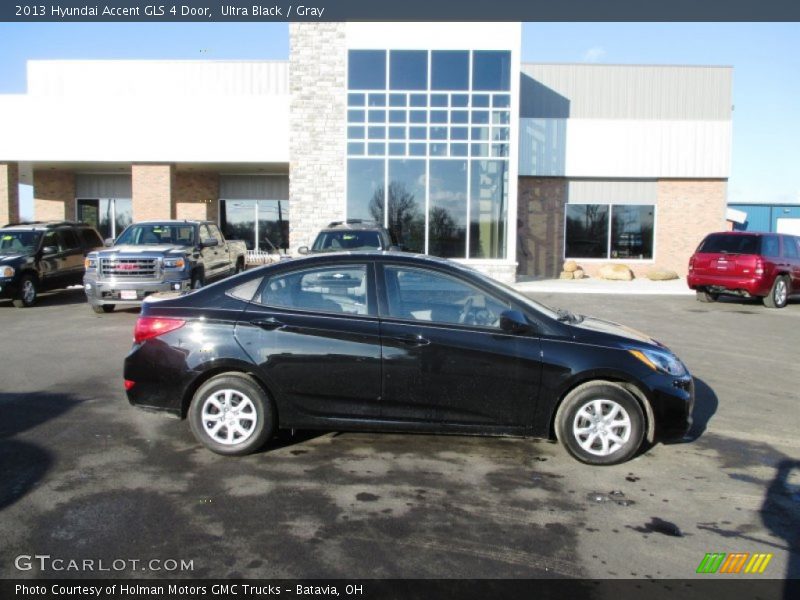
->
[{"left": 124, "top": 252, "right": 694, "bottom": 465}]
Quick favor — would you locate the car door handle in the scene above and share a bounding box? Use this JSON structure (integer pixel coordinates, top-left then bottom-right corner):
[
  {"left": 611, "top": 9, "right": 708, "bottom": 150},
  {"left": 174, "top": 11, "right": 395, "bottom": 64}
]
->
[
  {"left": 391, "top": 334, "right": 430, "bottom": 347},
  {"left": 251, "top": 317, "right": 283, "bottom": 330}
]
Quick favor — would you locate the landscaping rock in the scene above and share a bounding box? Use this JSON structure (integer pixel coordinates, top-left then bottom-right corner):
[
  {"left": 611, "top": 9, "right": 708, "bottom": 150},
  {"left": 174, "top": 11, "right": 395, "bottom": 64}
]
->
[
  {"left": 559, "top": 270, "right": 574, "bottom": 280},
  {"left": 563, "top": 260, "right": 579, "bottom": 273},
  {"left": 646, "top": 268, "right": 679, "bottom": 281},
  {"left": 573, "top": 269, "right": 585, "bottom": 280},
  {"left": 598, "top": 263, "right": 634, "bottom": 281}
]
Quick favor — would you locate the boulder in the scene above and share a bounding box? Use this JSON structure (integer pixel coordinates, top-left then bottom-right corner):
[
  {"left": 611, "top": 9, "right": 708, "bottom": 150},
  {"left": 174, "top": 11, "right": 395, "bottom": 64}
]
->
[
  {"left": 559, "top": 270, "right": 574, "bottom": 280},
  {"left": 598, "top": 263, "right": 634, "bottom": 281},
  {"left": 646, "top": 268, "right": 679, "bottom": 281},
  {"left": 573, "top": 269, "right": 585, "bottom": 280},
  {"left": 563, "top": 260, "right": 579, "bottom": 273}
]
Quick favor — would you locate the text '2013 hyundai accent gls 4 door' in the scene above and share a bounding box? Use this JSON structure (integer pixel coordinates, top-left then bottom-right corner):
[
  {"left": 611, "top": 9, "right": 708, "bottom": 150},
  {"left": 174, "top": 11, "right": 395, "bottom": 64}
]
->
[{"left": 124, "top": 253, "right": 694, "bottom": 465}]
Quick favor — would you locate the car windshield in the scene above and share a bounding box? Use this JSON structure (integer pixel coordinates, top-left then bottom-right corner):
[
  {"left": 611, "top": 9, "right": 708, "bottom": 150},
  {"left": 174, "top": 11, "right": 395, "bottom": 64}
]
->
[
  {"left": 0, "top": 231, "right": 41, "bottom": 254},
  {"left": 698, "top": 234, "right": 761, "bottom": 255},
  {"left": 312, "top": 230, "right": 382, "bottom": 252},
  {"left": 115, "top": 224, "right": 195, "bottom": 246}
]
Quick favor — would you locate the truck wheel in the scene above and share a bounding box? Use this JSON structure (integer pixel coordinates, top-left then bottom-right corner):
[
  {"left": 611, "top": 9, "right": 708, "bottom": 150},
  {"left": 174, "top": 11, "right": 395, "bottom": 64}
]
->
[
  {"left": 696, "top": 289, "right": 718, "bottom": 303},
  {"left": 191, "top": 272, "right": 204, "bottom": 289},
  {"left": 92, "top": 304, "right": 115, "bottom": 314},
  {"left": 188, "top": 373, "right": 275, "bottom": 456},
  {"left": 763, "top": 276, "right": 789, "bottom": 309},
  {"left": 12, "top": 275, "right": 37, "bottom": 308},
  {"left": 235, "top": 259, "right": 245, "bottom": 274}
]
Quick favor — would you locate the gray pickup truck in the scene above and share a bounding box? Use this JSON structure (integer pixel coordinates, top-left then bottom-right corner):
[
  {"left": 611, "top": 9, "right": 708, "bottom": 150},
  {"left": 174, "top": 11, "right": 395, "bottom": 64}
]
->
[{"left": 83, "top": 220, "right": 246, "bottom": 313}]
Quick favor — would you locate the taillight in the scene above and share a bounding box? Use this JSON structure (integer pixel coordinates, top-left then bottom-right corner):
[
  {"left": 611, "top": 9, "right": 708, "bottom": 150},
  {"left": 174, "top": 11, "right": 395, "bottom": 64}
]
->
[
  {"left": 755, "top": 258, "right": 764, "bottom": 275},
  {"left": 688, "top": 256, "right": 695, "bottom": 271},
  {"left": 133, "top": 316, "right": 186, "bottom": 344},
  {"left": 124, "top": 379, "right": 136, "bottom": 391}
]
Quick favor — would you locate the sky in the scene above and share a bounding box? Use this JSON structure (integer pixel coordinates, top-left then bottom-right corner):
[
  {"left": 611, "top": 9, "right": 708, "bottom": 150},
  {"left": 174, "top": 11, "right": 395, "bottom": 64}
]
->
[{"left": 0, "top": 21, "right": 798, "bottom": 218}]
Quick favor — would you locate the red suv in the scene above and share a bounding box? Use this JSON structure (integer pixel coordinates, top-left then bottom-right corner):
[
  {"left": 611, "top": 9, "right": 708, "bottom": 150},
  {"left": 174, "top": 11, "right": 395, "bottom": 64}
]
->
[{"left": 688, "top": 232, "right": 800, "bottom": 308}]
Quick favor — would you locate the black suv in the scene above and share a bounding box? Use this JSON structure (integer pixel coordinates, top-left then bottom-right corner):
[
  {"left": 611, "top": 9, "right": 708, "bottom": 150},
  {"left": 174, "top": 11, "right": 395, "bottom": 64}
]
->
[
  {"left": 299, "top": 220, "right": 401, "bottom": 254},
  {"left": 0, "top": 221, "right": 104, "bottom": 307}
]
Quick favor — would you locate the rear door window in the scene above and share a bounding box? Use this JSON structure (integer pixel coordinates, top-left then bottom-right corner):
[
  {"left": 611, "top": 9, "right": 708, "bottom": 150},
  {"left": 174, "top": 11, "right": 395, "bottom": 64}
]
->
[
  {"left": 58, "top": 229, "right": 81, "bottom": 252},
  {"left": 258, "top": 264, "right": 370, "bottom": 316},
  {"left": 698, "top": 234, "right": 761, "bottom": 255},
  {"left": 781, "top": 236, "right": 799, "bottom": 259},
  {"left": 78, "top": 228, "right": 103, "bottom": 249},
  {"left": 762, "top": 235, "right": 780, "bottom": 258}
]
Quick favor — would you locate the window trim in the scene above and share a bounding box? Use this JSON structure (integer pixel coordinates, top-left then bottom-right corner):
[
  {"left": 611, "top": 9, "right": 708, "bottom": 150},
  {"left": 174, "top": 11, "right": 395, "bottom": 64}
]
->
[{"left": 252, "top": 261, "right": 378, "bottom": 319}]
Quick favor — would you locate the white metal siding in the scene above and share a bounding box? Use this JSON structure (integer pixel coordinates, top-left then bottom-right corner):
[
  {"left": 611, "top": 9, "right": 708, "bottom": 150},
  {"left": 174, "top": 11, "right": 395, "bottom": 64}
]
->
[
  {"left": 521, "top": 64, "right": 732, "bottom": 121},
  {"left": 567, "top": 180, "right": 657, "bottom": 205},
  {"left": 27, "top": 60, "right": 290, "bottom": 97},
  {"left": 219, "top": 175, "right": 289, "bottom": 200},
  {"left": 76, "top": 174, "right": 132, "bottom": 198}
]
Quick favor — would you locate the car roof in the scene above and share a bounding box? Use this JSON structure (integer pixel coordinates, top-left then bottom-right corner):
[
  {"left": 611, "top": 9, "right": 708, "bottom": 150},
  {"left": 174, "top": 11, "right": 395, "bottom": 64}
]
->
[
  {"left": 1, "top": 221, "right": 93, "bottom": 231},
  {"left": 266, "top": 250, "right": 476, "bottom": 274},
  {"left": 127, "top": 220, "right": 204, "bottom": 226},
  {"left": 319, "top": 220, "right": 388, "bottom": 232}
]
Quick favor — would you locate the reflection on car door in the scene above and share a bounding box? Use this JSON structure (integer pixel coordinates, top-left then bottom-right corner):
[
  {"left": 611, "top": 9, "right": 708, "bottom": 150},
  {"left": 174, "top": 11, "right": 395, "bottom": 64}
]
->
[
  {"left": 198, "top": 224, "right": 221, "bottom": 280},
  {"left": 377, "top": 264, "right": 541, "bottom": 428},
  {"left": 235, "top": 262, "right": 383, "bottom": 425}
]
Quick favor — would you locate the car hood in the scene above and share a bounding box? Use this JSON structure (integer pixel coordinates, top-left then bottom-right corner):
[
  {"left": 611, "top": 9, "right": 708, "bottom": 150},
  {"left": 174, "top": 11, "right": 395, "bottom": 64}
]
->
[
  {"left": 0, "top": 253, "right": 25, "bottom": 263},
  {"left": 102, "top": 245, "right": 189, "bottom": 255},
  {"left": 570, "top": 315, "right": 659, "bottom": 347}
]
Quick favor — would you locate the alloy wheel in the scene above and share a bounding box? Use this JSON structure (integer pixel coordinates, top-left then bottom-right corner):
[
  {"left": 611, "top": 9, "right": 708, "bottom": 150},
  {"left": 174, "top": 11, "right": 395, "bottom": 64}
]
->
[
  {"left": 572, "top": 398, "right": 632, "bottom": 457},
  {"left": 200, "top": 389, "right": 258, "bottom": 445}
]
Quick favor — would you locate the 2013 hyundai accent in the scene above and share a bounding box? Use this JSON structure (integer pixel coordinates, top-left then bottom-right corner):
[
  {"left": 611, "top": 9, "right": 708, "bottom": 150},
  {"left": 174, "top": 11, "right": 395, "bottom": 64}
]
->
[{"left": 124, "top": 253, "right": 694, "bottom": 465}]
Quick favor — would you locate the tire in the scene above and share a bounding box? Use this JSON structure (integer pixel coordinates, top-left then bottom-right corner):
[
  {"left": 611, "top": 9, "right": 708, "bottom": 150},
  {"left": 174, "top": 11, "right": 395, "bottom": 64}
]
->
[
  {"left": 555, "top": 381, "right": 646, "bottom": 466},
  {"left": 235, "top": 259, "right": 245, "bottom": 274},
  {"left": 696, "top": 289, "right": 718, "bottom": 303},
  {"left": 191, "top": 271, "right": 205, "bottom": 290},
  {"left": 12, "top": 274, "right": 37, "bottom": 308},
  {"left": 188, "top": 373, "right": 274, "bottom": 456},
  {"left": 92, "top": 304, "right": 115, "bottom": 314},
  {"left": 763, "top": 276, "right": 789, "bottom": 309}
]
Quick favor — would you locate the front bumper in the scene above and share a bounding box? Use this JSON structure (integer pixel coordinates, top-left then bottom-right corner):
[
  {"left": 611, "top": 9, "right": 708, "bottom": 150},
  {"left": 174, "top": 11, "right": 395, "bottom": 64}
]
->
[
  {"left": 0, "top": 277, "right": 17, "bottom": 299},
  {"left": 644, "top": 371, "right": 695, "bottom": 440},
  {"left": 83, "top": 274, "right": 192, "bottom": 306}
]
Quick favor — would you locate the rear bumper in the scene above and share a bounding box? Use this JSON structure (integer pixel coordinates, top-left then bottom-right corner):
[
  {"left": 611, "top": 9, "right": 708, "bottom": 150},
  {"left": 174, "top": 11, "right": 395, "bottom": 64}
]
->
[
  {"left": 84, "top": 274, "right": 192, "bottom": 306},
  {"left": 687, "top": 273, "right": 771, "bottom": 297}
]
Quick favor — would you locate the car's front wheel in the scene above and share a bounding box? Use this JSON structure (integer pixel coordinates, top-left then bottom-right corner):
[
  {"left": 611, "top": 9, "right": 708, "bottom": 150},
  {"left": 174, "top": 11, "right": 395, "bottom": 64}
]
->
[
  {"left": 188, "top": 373, "right": 274, "bottom": 456},
  {"left": 12, "top": 274, "right": 37, "bottom": 308},
  {"left": 92, "top": 304, "right": 115, "bottom": 314},
  {"left": 555, "top": 381, "right": 645, "bottom": 465},
  {"left": 763, "top": 275, "right": 789, "bottom": 309}
]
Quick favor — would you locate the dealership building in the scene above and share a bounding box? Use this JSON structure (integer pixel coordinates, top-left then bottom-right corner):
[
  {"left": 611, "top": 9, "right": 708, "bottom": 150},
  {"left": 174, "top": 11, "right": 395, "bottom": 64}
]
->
[{"left": 0, "top": 23, "right": 732, "bottom": 282}]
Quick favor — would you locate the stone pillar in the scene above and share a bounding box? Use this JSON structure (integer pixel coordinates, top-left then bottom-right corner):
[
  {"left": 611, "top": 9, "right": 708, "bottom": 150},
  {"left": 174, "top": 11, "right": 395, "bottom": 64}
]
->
[
  {"left": 34, "top": 170, "right": 76, "bottom": 221},
  {"left": 0, "top": 163, "right": 20, "bottom": 225},
  {"left": 132, "top": 164, "right": 175, "bottom": 222},
  {"left": 288, "top": 23, "right": 346, "bottom": 252},
  {"left": 655, "top": 179, "right": 727, "bottom": 277},
  {"left": 175, "top": 172, "right": 219, "bottom": 222},
  {"left": 517, "top": 177, "right": 568, "bottom": 278}
]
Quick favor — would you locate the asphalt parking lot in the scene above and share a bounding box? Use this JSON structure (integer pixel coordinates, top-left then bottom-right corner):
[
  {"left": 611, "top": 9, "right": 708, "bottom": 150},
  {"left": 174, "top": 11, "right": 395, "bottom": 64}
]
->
[{"left": 0, "top": 288, "right": 798, "bottom": 581}]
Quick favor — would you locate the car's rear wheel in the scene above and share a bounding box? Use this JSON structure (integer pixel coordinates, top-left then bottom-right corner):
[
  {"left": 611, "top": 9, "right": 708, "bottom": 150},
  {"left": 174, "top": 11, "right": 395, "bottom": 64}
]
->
[
  {"left": 555, "top": 381, "right": 645, "bottom": 465},
  {"left": 696, "top": 289, "right": 718, "bottom": 303},
  {"left": 763, "top": 275, "right": 789, "bottom": 309},
  {"left": 188, "top": 373, "right": 274, "bottom": 456},
  {"left": 12, "top": 275, "right": 37, "bottom": 308},
  {"left": 92, "top": 304, "right": 115, "bottom": 314}
]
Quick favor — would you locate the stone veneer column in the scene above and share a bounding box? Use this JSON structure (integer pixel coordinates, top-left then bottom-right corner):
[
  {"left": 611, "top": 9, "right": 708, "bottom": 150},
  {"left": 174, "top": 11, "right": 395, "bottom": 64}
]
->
[
  {"left": 517, "top": 177, "right": 567, "bottom": 278},
  {"left": 34, "top": 170, "right": 75, "bottom": 221},
  {"left": 0, "top": 163, "right": 20, "bottom": 225},
  {"left": 655, "top": 179, "right": 727, "bottom": 277},
  {"left": 132, "top": 164, "right": 175, "bottom": 222},
  {"left": 288, "top": 23, "right": 346, "bottom": 251}
]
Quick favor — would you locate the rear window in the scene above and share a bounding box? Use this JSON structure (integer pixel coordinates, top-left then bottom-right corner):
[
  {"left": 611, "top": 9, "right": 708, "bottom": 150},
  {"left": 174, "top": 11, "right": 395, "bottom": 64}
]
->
[
  {"left": 312, "top": 230, "right": 383, "bottom": 252},
  {"left": 698, "top": 234, "right": 761, "bottom": 255}
]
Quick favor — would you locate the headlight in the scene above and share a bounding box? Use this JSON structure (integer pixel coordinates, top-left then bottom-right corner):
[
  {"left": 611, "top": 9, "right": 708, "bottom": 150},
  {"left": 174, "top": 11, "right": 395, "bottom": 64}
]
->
[
  {"left": 0, "top": 266, "right": 14, "bottom": 278},
  {"left": 84, "top": 257, "right": 96, "bottom": 269},
  {"left": 163, "top": 257, "right": 185, "bottom": 269},
  {"left": 628, "top": 347, "right": 687, "bottom": 377}
]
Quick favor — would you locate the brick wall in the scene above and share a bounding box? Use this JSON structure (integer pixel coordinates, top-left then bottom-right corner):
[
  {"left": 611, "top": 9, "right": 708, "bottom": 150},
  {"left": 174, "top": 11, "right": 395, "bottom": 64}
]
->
[
  {"left": 132, "top": 164, "right": 174, "bottom": 222},
  {"left": 655, "top": 179, "right": 727, "bottom": 276},
  {"left": 517, "top": 177, "right": 567, "bottom": 279},
  {"left": 175, "top": 172, "right": 219, "bottom": 222},
  {"left": 34, "top": 170, "right": 75, "bottom": 221},
  {"left": 288, "top": 23, "right": 346, "bottom": 251},
  {"left": 0, "top": 163, "right": 19, "bottom": 225}
]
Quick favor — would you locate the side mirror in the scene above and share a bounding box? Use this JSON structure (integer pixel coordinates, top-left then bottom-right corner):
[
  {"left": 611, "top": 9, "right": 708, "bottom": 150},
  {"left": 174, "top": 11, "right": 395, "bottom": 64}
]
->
[
  {"left": 42, "top": 245, "right": 58, "bottom": 255},
  {"left": 499, "top": 309, "right": 531, "bottom": 334},
  {"left": 298, "top": 246, "right": 310, "bottom": 255},
  {"left": 201, "top": 238, "right": 219, "bottom": 248},
  {"left": 104, "top": 238, "right": 115, "bottom": 247}
]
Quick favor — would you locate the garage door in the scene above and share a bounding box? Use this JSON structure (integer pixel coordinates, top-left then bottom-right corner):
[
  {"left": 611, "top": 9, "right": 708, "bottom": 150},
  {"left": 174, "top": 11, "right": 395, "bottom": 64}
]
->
[{"left": 777, "top": 218, "right": 800, "bottom": 235}]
